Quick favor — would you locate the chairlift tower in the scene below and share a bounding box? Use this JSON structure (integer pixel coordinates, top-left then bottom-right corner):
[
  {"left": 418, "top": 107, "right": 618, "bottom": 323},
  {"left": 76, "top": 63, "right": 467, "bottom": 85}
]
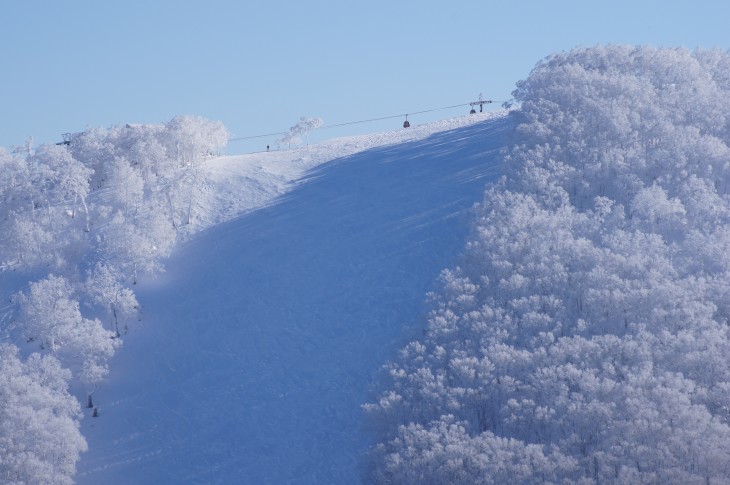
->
[
  {"left": 470, "top": 93, "right": 493, "bottom": 114},
  {"left": 56, "top": 132, "right": 75, "bottom": 146}
]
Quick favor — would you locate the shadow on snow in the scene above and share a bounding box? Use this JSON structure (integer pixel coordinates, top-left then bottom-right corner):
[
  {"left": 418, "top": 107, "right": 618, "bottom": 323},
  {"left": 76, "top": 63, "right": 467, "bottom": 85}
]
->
[{"left": 77, "top": 115, "right": 514, "bottom": 484}]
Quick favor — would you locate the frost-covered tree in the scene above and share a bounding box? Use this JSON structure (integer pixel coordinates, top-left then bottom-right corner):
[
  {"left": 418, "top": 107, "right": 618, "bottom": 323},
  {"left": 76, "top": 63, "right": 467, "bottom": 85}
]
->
[
  {"left": 24, "top": 144, "right": 92, "bottom": 221},
  {"left": 7, "top": 217, "right": 54, "bottom": 267},
  {"left": 100, "top": 207, "right": 175, "bottom": 284},
  {"left": 367, "top": 46, "right": 730, "bottom": 483},
  {"left": 0, "top": 148, "right": 30, "bottom": 221},
  {"left": 103, "top": 157, "right": 145, "bottom": 222},
  {"left": 85, "top": 263, "right": 139, "bottom": 337},
  {"left": 161, "top": 115, "right": 228, "bottom": 166},
  {"left": 0, "top": 113, "right": 229, "bottom": 484},
  {"left": 276, "top": 116, "right": 324, "bottom": 147},
  {"left": 164, "top": 160, "right": 205, "bottom": 227},
  {"left": 0, "top": 144, "right": 92, "bottom": 267},
  {"left": 0, "top": 344, "right": 86, "bottom": 485},
  {"left": 16, "top": 275, "right": 119, "bottom": 387},
  {"left": 370, "top": 416, "right": 577, "bottom": 484},
  {"left": 69, "top": 115, "right": 225, "bottom": 231}
]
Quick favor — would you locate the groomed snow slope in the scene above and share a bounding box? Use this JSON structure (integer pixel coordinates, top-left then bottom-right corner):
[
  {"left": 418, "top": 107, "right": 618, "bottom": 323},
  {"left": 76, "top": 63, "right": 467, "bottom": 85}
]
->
[{"left": 76, "top": 112, "right": 513, "bottom": 484}]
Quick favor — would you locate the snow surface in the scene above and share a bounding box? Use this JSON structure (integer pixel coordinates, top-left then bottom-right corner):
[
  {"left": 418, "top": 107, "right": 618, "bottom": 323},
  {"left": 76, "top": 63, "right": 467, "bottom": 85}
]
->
[
  {"left": 183, "top": 113, "right": 507, "bottom": 238},
  {"left": 76, "top": 112, "right": 513, "bottom": 484}
]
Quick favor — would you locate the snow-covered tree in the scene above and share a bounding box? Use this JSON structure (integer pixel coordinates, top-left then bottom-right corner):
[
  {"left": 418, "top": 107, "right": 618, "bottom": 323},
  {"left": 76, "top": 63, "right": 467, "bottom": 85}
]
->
[
  {"left": 85, "top": 263, "right": 139, "bottom": 337},
  {"left": 161, "top": 115, "right": 228, "bottom": 166},
  {"left": 0, "top": 148, "right": 30, "bottom": 221},
  {"left": 367, "top": 45, "right": 730, "bottom": 483},
  {"left": 103, "top": 156, "right": 145, "bottom": 222},
  {"left": 16, "top": 275, "right": 119, "bottom": 387},
  {"left": 100, "top": 207, "right": 175, "bottom": 284},
  {"left": 24, "top": 144, "right": 92, "bottom": 221},
  {"left": 0, "top": 344, "right": 86, "bottom": 485},
  {"left": 7, "top": 217, "right": 54, "bottom": 267},
  {"left": 276, "top": 116, "right": 324, "bottom": 147},
  {"left": 0, "top": 113, "right": 230, "bottom": 484},
  {"left": 0, "top": 143, "right": 92, "bottom": 267}
]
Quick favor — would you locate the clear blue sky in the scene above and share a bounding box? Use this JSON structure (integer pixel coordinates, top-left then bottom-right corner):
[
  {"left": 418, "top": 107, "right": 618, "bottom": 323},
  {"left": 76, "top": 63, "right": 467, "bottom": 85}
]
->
[{"left": 2, "top": 0, "right": 729, "bottom": 152}]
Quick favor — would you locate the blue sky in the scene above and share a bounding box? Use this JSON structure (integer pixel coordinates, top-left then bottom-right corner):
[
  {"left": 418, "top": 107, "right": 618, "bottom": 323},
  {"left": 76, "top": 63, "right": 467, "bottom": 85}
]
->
[{"left": 2, "top": 0, "right": 729, "bottom": 152}]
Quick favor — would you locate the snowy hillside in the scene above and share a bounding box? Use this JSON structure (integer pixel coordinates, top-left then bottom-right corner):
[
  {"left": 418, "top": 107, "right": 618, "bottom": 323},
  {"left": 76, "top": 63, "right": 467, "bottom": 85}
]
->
[
  {"left": 178, "top": 114, "right": 507, "bottom": 239},
  {"left": 6, "top": 44, "right": 730, "bottom": 485},
  {"left": 73, "top": 112, "right": 511, "bottom": 483}
]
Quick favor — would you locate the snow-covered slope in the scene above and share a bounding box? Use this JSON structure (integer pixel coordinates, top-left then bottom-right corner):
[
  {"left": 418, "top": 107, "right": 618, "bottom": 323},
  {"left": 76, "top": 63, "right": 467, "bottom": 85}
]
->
[
  {"left": 179, "top": 113, "right": 505, "bottom": 238},
  {"left": 75, "top": 112, "right": 512, "bottom": 483}
]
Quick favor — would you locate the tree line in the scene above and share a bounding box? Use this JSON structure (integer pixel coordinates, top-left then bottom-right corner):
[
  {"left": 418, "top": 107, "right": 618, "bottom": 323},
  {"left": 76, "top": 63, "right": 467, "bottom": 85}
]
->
[
  {"left": 366, "top": 46, "right": 730, "bottom": 483},
  {"left": 0, "top": 115, "right": 227, "bottom": 483}
]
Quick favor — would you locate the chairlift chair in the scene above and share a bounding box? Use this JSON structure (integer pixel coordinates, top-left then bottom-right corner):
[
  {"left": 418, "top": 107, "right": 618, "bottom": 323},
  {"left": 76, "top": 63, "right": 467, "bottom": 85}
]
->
[{"left": 403, "top": 115, "right": 410, "bottom": 128}]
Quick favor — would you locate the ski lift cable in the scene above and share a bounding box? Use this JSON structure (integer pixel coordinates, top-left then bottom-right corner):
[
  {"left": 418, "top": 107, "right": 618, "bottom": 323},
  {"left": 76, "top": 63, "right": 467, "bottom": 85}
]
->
[
  {"left": 322, "top": 102, "right": 476, "bottom": 130},
  {"left": 229, "top": 130, "right": 290, "bottom": 141},
  {"left": 228, "top": 100, "right": 506, "bottom": 142}
]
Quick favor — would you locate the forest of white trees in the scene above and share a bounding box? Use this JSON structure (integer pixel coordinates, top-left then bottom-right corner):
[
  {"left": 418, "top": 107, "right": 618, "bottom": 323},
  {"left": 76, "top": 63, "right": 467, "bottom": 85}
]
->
[
  {"left": 366, "top": 46, "right": 730, "bottom": 483},
  {"left": 0, "top": 115, "right": 227, "bottom": 483}
]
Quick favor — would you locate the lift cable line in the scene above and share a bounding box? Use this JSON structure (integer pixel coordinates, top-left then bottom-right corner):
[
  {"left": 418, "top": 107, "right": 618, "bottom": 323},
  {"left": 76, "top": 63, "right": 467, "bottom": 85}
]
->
[
  {"left": 321, "top": 102, "right": 476, "bottom": 130},
  {"left": 228, "top": 98, "right": 504, "bottom": 142},
  {"left": 228, "top": 130, "right": 290, "bottom": 141}
]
